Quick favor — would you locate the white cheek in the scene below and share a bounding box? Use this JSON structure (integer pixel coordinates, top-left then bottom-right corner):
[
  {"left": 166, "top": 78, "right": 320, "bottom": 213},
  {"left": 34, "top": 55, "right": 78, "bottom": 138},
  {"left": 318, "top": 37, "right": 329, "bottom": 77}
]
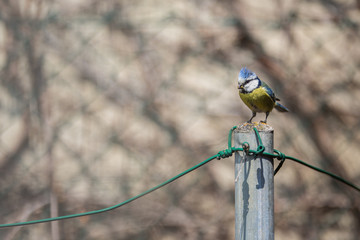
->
[{"left": 244, "top": 81, "right": 259, "bottom": 92}]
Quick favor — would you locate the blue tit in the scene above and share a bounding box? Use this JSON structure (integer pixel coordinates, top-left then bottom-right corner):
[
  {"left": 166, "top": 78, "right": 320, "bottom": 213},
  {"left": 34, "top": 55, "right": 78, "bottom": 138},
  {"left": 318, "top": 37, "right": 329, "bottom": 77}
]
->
[{"left": 237, "top": 67, "right": 289, "bottom": 123}]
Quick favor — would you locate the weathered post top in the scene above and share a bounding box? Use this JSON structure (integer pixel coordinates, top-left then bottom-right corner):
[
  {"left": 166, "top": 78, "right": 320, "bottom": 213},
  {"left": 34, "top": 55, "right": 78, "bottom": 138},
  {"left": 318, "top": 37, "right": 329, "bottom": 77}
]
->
[{"left": 236, "top": 122, "right": 274, "bottom": 133}]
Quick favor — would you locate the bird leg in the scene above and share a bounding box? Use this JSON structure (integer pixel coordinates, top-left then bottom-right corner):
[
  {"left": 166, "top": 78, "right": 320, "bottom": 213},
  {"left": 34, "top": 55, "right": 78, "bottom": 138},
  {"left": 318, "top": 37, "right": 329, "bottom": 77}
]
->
[
  {"left": 260, "top": 112, "right": 270, "bottom": 124},
  {"left": 248, "top": 112, "right": 256, "bottom": 123}
]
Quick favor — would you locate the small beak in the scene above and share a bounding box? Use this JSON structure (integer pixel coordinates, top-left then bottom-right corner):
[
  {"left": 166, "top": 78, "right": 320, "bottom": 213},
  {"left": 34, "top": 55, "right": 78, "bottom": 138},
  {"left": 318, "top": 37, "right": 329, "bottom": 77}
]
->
[{"left": 238, "top": 84, "right": 243, "bottom": 89}]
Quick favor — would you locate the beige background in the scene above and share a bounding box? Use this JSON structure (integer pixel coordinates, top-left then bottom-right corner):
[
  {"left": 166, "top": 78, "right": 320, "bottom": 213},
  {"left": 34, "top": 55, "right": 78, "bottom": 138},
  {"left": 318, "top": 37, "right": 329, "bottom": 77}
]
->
[{"left": 0, "top": 1, "right": 359, "bottom": 239}]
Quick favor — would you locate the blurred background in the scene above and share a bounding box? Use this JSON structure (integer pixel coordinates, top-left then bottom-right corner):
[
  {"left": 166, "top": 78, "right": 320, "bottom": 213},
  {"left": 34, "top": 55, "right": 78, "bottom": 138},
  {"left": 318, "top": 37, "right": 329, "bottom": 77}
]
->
[{"left": 1, "top": 0, "right": 360, "bottom": 239}]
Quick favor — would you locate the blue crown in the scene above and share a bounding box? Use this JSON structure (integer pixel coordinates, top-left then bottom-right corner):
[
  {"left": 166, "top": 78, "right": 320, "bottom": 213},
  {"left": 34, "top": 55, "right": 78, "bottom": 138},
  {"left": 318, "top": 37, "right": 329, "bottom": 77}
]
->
[{"left": 239, "top": 67, "right": 257, "bottom": 79}]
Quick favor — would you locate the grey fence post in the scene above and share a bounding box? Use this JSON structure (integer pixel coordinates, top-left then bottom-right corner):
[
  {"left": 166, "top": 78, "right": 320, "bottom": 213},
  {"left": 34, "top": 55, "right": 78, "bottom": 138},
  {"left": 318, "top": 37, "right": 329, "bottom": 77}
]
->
[{"left": 234, "top": 124, "right": 274, "bottom": 240}]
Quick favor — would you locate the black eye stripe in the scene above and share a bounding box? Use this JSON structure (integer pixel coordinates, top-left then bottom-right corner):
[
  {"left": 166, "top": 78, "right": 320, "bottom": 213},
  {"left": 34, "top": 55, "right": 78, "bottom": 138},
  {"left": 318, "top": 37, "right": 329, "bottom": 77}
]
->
[{"left": 244, "top": 77, "right": 258, "bottom": 85}]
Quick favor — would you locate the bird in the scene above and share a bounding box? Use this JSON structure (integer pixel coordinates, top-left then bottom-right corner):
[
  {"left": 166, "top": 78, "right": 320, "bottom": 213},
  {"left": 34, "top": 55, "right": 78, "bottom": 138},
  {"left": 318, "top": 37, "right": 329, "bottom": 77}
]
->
[{"left": 237, "top": 67, "right": 289, "bottom": 123}]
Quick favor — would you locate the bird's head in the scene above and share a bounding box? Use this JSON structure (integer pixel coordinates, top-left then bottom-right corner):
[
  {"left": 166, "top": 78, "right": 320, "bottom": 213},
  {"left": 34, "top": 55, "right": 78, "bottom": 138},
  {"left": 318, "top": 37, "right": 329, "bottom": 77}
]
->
[{"left": 238, "top": 67, "right": 260, "bottom": 93}]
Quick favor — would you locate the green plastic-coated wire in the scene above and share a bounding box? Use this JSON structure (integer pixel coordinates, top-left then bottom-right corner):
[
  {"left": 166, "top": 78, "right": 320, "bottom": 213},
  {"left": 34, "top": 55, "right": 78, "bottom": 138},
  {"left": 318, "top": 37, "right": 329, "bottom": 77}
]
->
[
  {"left": 230, "top": 128, "right": 360, "bottom": 192},
  {"left": 228, "top": 126, "right": 237, "bottom": 149},
  {"left": 1, "top": 125, "right": 359, "bottom": 229},
  {"left": 283, "top": 155, "right": 360, "bottom": 192},
  {"left": 0, "top": 154, "right": 219, "bottom": 228},
  {"left": 252, "top": 126, "right": 265, "bottom": 154}
]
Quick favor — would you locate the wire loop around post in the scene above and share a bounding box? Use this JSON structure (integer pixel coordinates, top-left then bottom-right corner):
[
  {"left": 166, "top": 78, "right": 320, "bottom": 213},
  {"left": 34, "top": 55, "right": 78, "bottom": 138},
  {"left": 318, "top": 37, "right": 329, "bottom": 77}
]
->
[
  {"left": 252, "top": 128, "right": 265, "bottom": 155},
  {"left": 273, "top": 149, "right": 286, "bottom": 175}
]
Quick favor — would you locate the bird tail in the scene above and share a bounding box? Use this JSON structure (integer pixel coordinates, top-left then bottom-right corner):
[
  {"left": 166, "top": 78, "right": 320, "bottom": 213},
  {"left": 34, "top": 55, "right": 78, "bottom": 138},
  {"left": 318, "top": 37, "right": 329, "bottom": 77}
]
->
[{"left": 274, "top": 102, "right": 289, "bottom": 112}]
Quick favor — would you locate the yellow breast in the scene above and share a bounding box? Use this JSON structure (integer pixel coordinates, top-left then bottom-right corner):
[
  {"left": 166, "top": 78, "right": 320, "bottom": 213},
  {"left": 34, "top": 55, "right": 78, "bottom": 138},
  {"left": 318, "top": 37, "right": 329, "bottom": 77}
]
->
[{"left": 239, "top": 87, "right": 275, "bottom": 113}]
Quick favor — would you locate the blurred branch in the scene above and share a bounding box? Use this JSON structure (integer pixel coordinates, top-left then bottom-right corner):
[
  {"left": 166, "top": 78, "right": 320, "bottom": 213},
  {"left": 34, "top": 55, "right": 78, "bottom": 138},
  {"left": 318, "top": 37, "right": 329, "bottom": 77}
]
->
[
  {"left": 0, "top": 112, "right": 30, "bottom": 179},
  {"left": 4, "top": 193, "right": 49, "bottom": 240}
]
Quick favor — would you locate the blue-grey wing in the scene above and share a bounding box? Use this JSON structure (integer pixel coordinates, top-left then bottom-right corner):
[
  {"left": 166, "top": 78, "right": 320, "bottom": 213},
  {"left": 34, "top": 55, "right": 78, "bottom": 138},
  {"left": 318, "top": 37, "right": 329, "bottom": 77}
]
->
[{"left": 261, "top": 81, "right": 277, "bottom": 103}]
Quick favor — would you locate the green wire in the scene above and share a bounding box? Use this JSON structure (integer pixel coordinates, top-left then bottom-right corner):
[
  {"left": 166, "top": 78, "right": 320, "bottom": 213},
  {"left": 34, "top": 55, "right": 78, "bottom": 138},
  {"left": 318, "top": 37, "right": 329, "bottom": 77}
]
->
[
  {"left": 0, "top": 155, "right": 218, "bottom": 228},
  {"left": 250, "top": 128, "right": 360, "bottom": 192},
  {"left": 1, "top": 125, "right": 359, "bottom": 228},
  {"left": 283, "top": 155, "right": 360, "bottom": 192},
  {"left": 228, "top": 126, "right": 237, "bottom": 149}
]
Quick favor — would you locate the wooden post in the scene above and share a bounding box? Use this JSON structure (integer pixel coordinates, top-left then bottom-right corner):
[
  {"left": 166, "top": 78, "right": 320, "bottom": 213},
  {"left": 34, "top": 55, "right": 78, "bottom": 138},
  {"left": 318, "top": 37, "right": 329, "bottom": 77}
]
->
[{"left": 234, "top": 123, "right": 274, "bottom": 240}]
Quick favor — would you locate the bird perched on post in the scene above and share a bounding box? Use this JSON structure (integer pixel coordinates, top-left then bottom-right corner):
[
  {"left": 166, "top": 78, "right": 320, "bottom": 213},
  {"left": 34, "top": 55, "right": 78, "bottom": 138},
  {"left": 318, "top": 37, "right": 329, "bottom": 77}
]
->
[{"left": 237, "top": 67, "right": 288, "bottom": 123}]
